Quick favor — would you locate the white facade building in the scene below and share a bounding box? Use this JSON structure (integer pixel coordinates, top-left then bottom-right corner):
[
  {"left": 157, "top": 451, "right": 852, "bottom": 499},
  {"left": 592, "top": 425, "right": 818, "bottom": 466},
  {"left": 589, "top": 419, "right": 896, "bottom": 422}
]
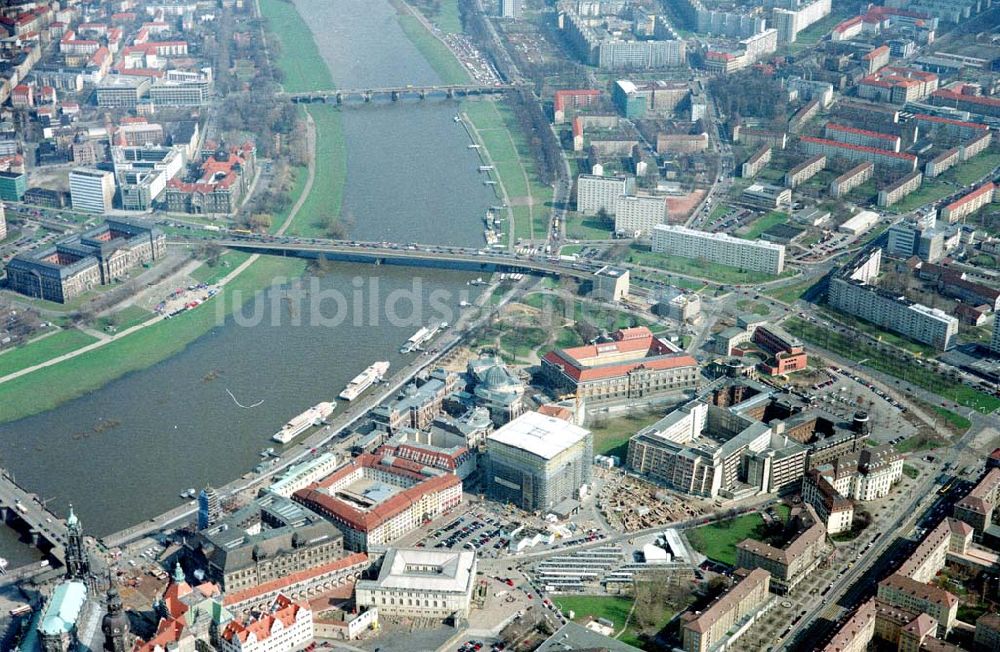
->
[
  {"left": 69, "top": 167, "right": 116, "bottom": 213},
  {"left": 652, "top": 225, "right": 786, "bottom": 274},
  {"left": 355, "top": 548, "right": 477, "bottom": 619},
  {"left": 614, "top": 194, "right": 666, "bottom": 235},
  {"left": 219, "top": 595, "right": 313, "bottom": 652},
  {"left": 266, "top": 453, "right": 339, "bottom": 498},
  {"left": 577, "top": 174, "right": 633, "bottom": 215}
]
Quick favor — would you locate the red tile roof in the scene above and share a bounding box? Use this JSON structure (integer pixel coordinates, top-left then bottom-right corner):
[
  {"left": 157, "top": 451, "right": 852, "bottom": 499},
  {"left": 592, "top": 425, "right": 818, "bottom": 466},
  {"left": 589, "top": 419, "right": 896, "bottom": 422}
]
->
[
  {"left": 222, "top": 595, "right": 308, "bottom": 644},
  {"left": 223, "top": 553, "right": 368, "bottom": 606},
  {"left": 827, "top": 123, "right": 897, "bottom": 141},
  {"left": 800, "top": 136, "right": 916, "bottom": 162},
  {"left": 944, "top": 182, "right": 994, "bottom": 212}
]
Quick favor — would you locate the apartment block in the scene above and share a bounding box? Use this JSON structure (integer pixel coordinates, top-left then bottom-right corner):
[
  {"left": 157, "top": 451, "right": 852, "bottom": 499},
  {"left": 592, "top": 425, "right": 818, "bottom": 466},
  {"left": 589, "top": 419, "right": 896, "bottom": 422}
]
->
[
  {"left": 828, "top": 249, "right": 958, "bottom": 350},
  {"left": 614, "top": 194, "right": 666, "bottom": 235},
  {"left": 734, "top": 127, "right": 788, "bottom": 149},
  {"left": 553, "top": 89, "right": 601, "bottom": 123},
  {"left": 785, "top": 155, "right": 826, "bottom": 188},
  {"left": 940, "top": 182, "right": 994, "bottom": 223},
  {"left": 772, "top": 0, "right": 831, "bottom": 44},
  {"left": 576, "top": 174, "right": 634, "bottom": 215},
  {"left": 858, "top": 67, "right": 939, "bottom": 104},
  {"left": 830, "top": 162, "right": 874, "bottom": 198},
  {"left": 652, "top": 225, "right": 785, "bottom": 274},
  {"left": 800, "top": 137, "right": 917, "bottom": 172},
  {"left": 924, "top": 147, "right": 959, "bottom": 178},
  {"left": 680, "top": 569, "right": 771, "bottom": 652},
  {"left": 877, "top": 171, "right": 923, "bottom": 208},
  {"left": 913, "top": 114, "right": 990, "bottom": 140},
  {"left": 931, "top": 86, "right": 1000, "bottom": 119},
  {"left": 825, "top": 124, "right": 901, "bottom": 153},
  {"left": 612, "top": 80, "right": 689, "bottom": 118},
  {"left": 742, "top": 145, "right": 772, "bottom": 178},
  {"left": 953, "top": 468, "right": 999, "bottom": 539},
  {"left": 960, "top": 130, "right": 992, "bottom": 161},
  {"left": 861, "top": 45, "right": 890, "bottom": 74},
  {"left": 876, "top": 574, "right": 957, "bottom": 637},
  {"left": 735, "top": 505, "right": 826, "bottom": 594}
]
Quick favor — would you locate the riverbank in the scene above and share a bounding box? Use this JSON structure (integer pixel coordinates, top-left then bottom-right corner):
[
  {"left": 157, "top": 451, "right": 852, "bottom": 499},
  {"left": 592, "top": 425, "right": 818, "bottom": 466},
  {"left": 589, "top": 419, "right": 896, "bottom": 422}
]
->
[
  {"left": 0, "top": 255, "right": 307, "bottom": 424},
  {"left": 390, "top": 0, "right": 470, "bottom": 84}
]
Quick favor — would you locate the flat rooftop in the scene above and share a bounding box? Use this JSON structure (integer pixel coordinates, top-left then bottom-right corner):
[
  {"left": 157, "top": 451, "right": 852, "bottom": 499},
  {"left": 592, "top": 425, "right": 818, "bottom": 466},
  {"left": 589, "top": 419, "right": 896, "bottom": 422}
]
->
[{"left": 488, "top": 411, "right": 590, "bottom": 460}]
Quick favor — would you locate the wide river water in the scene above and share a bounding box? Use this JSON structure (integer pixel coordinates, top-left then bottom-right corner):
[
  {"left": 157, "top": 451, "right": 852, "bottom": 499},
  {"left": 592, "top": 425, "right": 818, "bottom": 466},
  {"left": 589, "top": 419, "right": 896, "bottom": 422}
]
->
[{"left": 0, "top": 0, "right": 496, "bottom": 554}]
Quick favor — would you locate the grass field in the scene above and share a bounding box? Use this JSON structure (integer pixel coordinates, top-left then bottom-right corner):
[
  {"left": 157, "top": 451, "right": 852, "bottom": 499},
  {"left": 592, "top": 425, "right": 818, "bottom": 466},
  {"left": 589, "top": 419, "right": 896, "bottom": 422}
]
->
[
  {"left": 686, "top": 504, "right": 792, "bottom": 567},
  {"left": 886, "top": 179, "right": 951, "bottom": 214},
  {"left": 0, "top": 330, "right": 98, "bottom": 378},
  {"left": 260, "top": 0, "right": 334, "bottom": 92},
  {"left": 931, "top": 406, "right": 972, "bottom": 433},
  {"left": 191, "top": 251, "right": 253, "bottom": 284},
  {"left": 95, "top": 306, "right": 153, "bottom": 333},
  {"left": 627, "top": 245, "right": 784, "bottom": 285},
  {"left": 895, "top": 430, "right": 951, "bottom": 453},
  {"left": 818, "top": 306, "right": 937, "bottom": 357},
  {"left": 741, "top": 211, "right": 787, "bottom": 240},
  {"left": 565, "top": 212, "right": 612, "bottom": 240},
  {"left": 462, "top": 99, "right": 551, "bottom": 241},
  {"left": 411, "top": 0, "right": 463, "bottom": 33},
  {"left": 785, "top": 318, "right": 1000, "bottom": 414},
  {"left": 0, "top": 257, "right": 307, "bottom": 425},
  {"left": 944, "top": 151, "right": 1000, "bottom": 186},
  {"left": 588, "top": 411, "right": 664, "bottom": 459},
  {"left": 286, "top": 107, "right": 348, "bottom": 237},
  {"left": 554, "top": 596, "right": 632, "bottom": 636},
  {"left": 902, "top": 464, "right": 920, "bottom": 479}
]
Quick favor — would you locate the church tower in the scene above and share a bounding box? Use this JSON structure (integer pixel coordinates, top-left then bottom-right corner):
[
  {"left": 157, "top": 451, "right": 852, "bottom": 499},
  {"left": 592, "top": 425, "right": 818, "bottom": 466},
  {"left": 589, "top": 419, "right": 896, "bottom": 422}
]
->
[
  {"left": 102, "top": 579, "right": 131, "bottom": 652},
  {"left": 64, "top": 504, "right": 91, "bottom": 581}
]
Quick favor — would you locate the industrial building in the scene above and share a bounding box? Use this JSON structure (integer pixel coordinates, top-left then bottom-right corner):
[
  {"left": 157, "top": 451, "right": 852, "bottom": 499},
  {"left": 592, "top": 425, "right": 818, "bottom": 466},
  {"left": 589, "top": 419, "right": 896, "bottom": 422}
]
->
[{"left": 485, "top": 410, "right": 593, "bottom": 512}]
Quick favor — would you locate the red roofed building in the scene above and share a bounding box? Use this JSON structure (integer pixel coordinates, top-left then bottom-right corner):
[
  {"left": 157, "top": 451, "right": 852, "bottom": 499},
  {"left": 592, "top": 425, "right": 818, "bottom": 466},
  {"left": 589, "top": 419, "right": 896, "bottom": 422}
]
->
[
  {"left": 223, "top": 552, "right": 369, "bottom": 616},
  {"left": 824, "top": 123, "right": 901, "bottom": 153},
  {"left": 940, "top": 182, "right": 994, "bottom": 223},
  {"left": 166, "top": 142, "right": 256, "bottom": 214},
  {"left": 858, "top": 67, "right": 938, "bottom": 104},
  {"left": 293, "top": 453, "right": 463, "bottom": 551},
  {"left": 219, "top": 594, "right": 313, "bottom": 652},
  {"left": 553, "top": 89, "right": 601, "bottom": 123},
  {"left": 11, "top": 84, "right": 33, "bottom": 108},
  {"left": 800, "top": 136, "right": 917, "bottom": 172},
  {"left": 861, "top": 45, "right": 890, "bottom": 74},
  {"left": 541, "top": 326, "right": 699, "bottom": 401},
  {"left": 831, "top": 15, "right": 863, "bottom": 41},
  {"left": 953, "top": 467, "right": 999, "bottom": 539},
  {"left": 931, "top": 86, "right": 1000, "bottom": 118}
]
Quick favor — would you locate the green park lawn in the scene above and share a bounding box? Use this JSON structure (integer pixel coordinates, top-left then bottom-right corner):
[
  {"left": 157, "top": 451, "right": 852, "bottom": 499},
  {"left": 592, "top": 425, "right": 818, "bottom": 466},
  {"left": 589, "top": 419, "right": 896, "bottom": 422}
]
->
[
  {"left": 740, "top": 211, "right": 787, "bottom": 240},
  {"left": 260, "top": 0, "right": 334, "bottom": 92},
  {"left": 686, "top": 504, "right": 792, "bottom": 567},
  {"left": 588, "top": 411, "right": 665, "bottom": 459},
  {"left": 191, "top": 251, "right": 253, "bottom": 284},
  {"left": 396, "top": 12, "right": 470, "bottom": 84},
  {"left": 0, "top": 330, "right": 98, "bottom": 378},
  {"left": 0, "top": 257, "right": 307, "bottom": 425}
]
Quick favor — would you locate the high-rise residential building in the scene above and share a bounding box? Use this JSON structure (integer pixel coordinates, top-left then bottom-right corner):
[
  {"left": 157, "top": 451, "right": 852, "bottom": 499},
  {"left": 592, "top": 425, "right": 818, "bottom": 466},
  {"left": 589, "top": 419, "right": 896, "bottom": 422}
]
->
[
  {"left": 992, "top": 316, "right": 1000, "bottom": 354},
  {"left": 500, "top": 0, "right": 522, "bottom": 19},
  {"left": 652, "top": 225, "right": 786, "bottom": 274},
  {"left": 613, "top": 194, "right": 666, "bottom": 235},
  {"left": 0, "top": 171, "right": 27, "bottom": 202},
  {"left": 0, "top": 202, "right": 6, "bottom": 241},
  {"left": 69, "top": 167, "right": 116, "bottom": 213},
  {"left": 197, "top": 486, "right": 221, "bottom": 530},
  {"left": 771, "top": 0, "right": 831, "bottom": 44},
  {"left": 828, "top": 249, "right": 959, "bottom": 350},
  {"left": 485, "top": 411, "right": 593, "bottom": 511},
  {"left": 576, "top": 174, "right": 634, "bottom": 215}
]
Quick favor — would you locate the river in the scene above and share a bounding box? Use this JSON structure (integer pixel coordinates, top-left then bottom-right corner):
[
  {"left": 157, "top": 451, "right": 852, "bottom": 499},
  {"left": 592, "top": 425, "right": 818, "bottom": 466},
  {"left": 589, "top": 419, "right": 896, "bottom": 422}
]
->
[{"left": 0, "top": 0, "right": 496, "bottom": 545}]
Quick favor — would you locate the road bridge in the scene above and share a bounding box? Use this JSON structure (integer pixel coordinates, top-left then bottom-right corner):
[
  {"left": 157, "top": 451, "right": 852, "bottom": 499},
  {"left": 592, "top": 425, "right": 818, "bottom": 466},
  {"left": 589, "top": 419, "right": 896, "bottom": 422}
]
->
[
  {"left": 0, "top": 468, "right": 67, "bottom": 564},
  {"left": 213, "top": 239, "right": 600, "bottom": 279},
  {"left": 283, "top": 84, "right": 513, "bottom": 105}
]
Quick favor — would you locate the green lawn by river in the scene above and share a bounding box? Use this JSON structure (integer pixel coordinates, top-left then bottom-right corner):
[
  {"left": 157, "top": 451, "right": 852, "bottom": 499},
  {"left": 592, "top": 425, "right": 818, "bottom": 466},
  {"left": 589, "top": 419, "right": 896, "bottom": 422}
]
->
[
  {"left": 259, "top": 0, "right": 334, "bottom": 92},
  {"left": 0, "top": 257, "right": 308, "bottom": 425}
]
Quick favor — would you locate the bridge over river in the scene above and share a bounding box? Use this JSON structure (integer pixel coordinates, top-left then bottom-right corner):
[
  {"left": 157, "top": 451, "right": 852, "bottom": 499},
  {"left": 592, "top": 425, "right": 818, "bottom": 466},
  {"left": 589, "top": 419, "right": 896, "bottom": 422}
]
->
[
  {"left": 0, "top": 468, "right": 67, "bottom": 564},
  {"left": 213, "top": 238, "right": 602, "bottom": 278},
  {"left": 282, "top": 83, "right": 514, "bottom": 105}
]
